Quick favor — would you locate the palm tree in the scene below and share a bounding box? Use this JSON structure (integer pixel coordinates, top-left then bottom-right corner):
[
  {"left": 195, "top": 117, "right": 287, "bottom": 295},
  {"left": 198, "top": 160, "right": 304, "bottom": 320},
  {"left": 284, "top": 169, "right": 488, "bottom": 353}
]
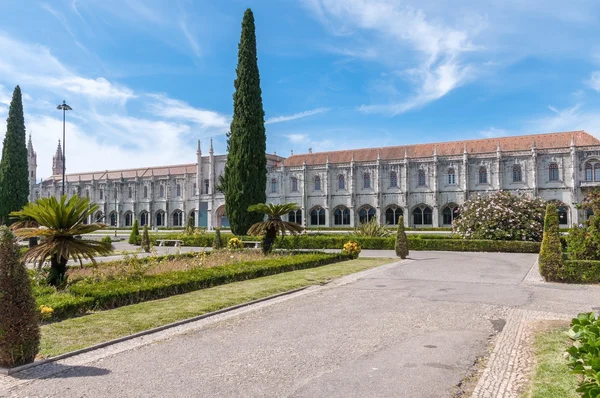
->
[
  {"left": 248, "top": 203, "right": 304, "bottom": 254},
  {"left": 10, "top": 195, "right": 111, "bottom": 286}
]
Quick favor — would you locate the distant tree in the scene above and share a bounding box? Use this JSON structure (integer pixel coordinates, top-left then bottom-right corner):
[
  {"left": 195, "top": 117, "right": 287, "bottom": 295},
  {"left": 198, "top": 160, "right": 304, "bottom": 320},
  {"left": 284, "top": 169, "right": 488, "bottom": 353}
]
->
[
  {"left": 395, "top": 216, "right": 409, "bottom": 259},
  {"left": 212, "top": 228, "right": 223, "bottom": 250},
  {"left": 0, "top": 226, "right": 40, "bottom": 367},
  {"left": 141, "top": 225, "right": 150, "bottom": 253},
  {"left": 0, "top": 86, "right": 29, "bottom": 225},
  {"left": 220, "top": 9, "right": 267, "bottom": 236},
  {"left": 186, "top": 215, "right": 194, "bottom": 235},
  {"left": 129, "top": 219, "right": 140, "bottom": 245}
]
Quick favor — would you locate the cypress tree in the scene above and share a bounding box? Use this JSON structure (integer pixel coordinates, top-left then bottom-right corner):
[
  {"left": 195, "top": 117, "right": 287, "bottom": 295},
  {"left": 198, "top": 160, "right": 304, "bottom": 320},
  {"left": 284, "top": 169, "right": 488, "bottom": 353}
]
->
[
  {"left": 129, "top": 219, "right": 139, "bottom": 244},
  {"left": 0, "top": 86, "right": 29, "bottom": 225},
  {"left": 395, "top": 216, "right": 409, "bottom": 259},
  {"left": 221, "top": 9, "right": 267, "bottom": 236},
  {"left": 141, "top": 225, "right": 150, "bottom": 253}
]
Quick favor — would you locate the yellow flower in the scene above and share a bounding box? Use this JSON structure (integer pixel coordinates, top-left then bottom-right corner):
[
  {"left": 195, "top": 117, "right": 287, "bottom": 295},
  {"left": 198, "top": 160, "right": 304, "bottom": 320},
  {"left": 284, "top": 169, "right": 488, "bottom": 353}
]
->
[{"left": 39, "top": 305, "right": 54, "bottom": 319}]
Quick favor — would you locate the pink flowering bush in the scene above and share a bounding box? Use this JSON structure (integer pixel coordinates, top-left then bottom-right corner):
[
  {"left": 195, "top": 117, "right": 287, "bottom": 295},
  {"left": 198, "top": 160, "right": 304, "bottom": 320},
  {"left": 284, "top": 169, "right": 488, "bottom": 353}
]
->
[{"left": 453, "top": 191, "right": 546, "bottom": 242}]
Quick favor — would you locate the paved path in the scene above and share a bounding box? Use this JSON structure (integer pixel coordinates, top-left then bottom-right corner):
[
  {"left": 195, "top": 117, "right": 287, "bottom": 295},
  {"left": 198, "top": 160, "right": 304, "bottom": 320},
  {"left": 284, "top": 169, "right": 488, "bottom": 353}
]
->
[{"left": 3, "top": 251, "right": 600, "bottom": 397}]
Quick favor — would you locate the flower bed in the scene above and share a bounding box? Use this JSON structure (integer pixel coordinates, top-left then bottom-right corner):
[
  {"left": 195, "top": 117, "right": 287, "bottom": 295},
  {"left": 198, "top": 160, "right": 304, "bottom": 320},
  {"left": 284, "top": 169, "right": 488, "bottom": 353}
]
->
[{"left": 34, "top": 252, "right": 350, "bottom": 320}]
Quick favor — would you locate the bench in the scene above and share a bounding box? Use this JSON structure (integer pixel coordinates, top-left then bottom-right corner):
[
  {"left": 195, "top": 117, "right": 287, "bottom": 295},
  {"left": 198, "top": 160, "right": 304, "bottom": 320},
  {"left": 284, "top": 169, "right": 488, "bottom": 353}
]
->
[
  {"left": 156, "top": 239, "right": 183, "bottom": 247},
  {"left": 242, "top": 241, "right": 262, "bottom": 249}
]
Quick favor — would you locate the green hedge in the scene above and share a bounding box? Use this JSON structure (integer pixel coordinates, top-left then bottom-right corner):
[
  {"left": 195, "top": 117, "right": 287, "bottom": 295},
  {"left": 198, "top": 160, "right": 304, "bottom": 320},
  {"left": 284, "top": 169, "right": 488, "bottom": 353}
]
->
[
  {"left": 547, "top": 260, "right": 600, "bottom": 283},
  {"left": 36, "top": 252, "right": 349, "bottom": 320}
]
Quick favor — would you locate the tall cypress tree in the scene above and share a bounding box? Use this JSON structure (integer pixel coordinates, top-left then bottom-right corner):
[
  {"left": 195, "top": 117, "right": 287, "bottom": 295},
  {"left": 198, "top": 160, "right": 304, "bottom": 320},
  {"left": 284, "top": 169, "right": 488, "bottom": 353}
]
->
[
  {"left": 0, "top": 86, "right": 28, "bottom": 225},
  {"left": 221, "top": 9, "right": 267, "bottom": 235}
]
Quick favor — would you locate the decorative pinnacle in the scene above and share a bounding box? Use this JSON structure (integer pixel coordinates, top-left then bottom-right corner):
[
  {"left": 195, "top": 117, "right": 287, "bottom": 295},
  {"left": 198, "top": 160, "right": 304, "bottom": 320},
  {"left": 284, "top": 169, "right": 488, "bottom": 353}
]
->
[
  {"left": 571, "top": 134, "right": 575, "bottom": 147},
  {"left": 209, "top": 137, "right": 214, "bottom": 154},
  {"left": 463, "top": 143, "right": 467, "bottom": 154},
  {"left": 197, "top": 139, "right": 201, "bottom": 155}
]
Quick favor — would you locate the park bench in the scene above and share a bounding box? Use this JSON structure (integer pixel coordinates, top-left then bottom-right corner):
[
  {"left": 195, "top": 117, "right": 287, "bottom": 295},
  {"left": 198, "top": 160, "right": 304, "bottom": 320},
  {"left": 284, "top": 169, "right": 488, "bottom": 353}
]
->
[
  {"left": 242, "top": 241, "right": 261, "bottom": 249},
  {"left": 156, "top": 239, "right": 183, "bottom": 247}
]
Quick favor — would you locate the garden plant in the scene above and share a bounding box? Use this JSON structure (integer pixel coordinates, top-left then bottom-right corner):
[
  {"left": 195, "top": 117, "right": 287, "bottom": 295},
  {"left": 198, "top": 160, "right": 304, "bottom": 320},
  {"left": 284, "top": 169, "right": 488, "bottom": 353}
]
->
[{"left": 248, "top": 203, "right": 303, "bottom": 254}]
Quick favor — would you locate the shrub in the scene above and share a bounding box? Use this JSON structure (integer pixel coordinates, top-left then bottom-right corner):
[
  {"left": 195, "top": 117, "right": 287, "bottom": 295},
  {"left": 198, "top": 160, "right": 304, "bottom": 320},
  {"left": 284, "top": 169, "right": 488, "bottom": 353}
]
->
[
  {"left": 342, "top": 241, "right": 361, "bottom": 259},
  {"left": 212, "top": 228, "right": 223, "bottom": 250},
  {"left": 567, "top": 313, "right": 600, "bottom": 396},
  {"left": 539, "top": 203, "right": 564, "bottom": 281},
  {"left": 567, "top": 224, "right": 597, "bottom": 260},
  {"left": 453, "top": 191, "right": 546, "bottom": 241},
  {"left": 141, "top": 225, "right": 150, "bottom": 253},
  {"left": 129, "top": 219, "right": 140, "bottom": 244},
  {"left": 227, "top": 237, "right": 243, "bottom": 250},
  {"left": 100, "top": 235, "right": 113, "bottom": 250},
  {"left": 0, "top": 227, "right": 40, "bottom": 367},
  {"left": 354, "top": 218, "right": 391, "bottom": 237},
  {"left": 395, "top": 216, "right": 409, "bottom": 259},
  {"left": 551, "top": 260, "right": 600, "bottom": 283}
]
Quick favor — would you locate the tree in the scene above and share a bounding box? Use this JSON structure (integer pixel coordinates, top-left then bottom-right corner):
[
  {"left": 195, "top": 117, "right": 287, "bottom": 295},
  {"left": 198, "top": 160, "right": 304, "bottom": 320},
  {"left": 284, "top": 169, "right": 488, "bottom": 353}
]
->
[
  {"left": 0, "top": 86, "right": 29, "bottom": 225},
  {"left": 0, "top": 226, "right": 40, "bottom": 367},
  {"left": 212, "top": 228, "right": 223, "bottom": 250},
  {"left": 539, "top": 203, "right": 564, "bottom": 281},
  {"left": 395, "top": 216, "right": 409, "bottom": 259},
  {"left": 220, "top": 9, "right": 267, "bottom": 236},
  {"left": 186, "top": 215, "right": 194, "bottom": 235},
  {"left": 141, "top": 225, "right": 150, "bottom": 253},
  {"left": 248, "top": 203, "right": 303, "bottom": 254},
  {"left": 10, "top": 195, "right": 111, "bottom": 286},
  {"left": 129, "top": 219, "right": 140, "bottom": 244}
]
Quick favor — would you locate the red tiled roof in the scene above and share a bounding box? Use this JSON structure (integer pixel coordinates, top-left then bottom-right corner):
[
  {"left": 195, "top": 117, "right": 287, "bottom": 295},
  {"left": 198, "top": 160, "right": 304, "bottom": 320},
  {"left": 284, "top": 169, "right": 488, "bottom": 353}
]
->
[
  {"left": 44, "top": 163, "right": 198, "bottom": 183},
  {"left": 281, "top": 131, "right": 600, "bottom": 167}
]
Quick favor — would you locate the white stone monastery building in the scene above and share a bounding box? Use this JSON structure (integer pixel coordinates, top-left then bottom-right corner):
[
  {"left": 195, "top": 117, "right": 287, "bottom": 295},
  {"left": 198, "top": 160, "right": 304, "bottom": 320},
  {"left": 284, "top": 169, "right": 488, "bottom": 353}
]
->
[{"left": 27, "top": 130, "right": 600, "bottom": 229}]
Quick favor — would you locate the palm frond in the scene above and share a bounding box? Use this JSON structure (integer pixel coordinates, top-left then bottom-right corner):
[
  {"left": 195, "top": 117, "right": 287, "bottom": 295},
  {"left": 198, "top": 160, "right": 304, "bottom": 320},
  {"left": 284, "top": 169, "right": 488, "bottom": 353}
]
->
[{"left": 247, "top": 202, "right": 303, "bottom": 237}]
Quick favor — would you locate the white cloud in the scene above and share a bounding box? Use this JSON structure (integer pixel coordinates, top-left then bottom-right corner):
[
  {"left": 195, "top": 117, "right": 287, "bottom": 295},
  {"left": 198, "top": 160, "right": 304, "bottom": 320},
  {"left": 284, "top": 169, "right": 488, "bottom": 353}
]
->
[
  {"left": 526, "top": 104, "right": 600, "bottom": 136},
  {"left": 266, "top": 108, "right": 331, "bottom": 124},
  {"left": 586, "top": 71, "right": 600, "bottom": 92},
  {"left": 179, "top": 19, "right": 202, "bottom": 58},
  {"left": 479, "top": 127, "right": 508, "bottom": 138},
  {"left": 147, "top": 94, "right": 229, "bottom": 130},
  {"left": 286, "top": 134, "right": 309, "bottom": 144}
]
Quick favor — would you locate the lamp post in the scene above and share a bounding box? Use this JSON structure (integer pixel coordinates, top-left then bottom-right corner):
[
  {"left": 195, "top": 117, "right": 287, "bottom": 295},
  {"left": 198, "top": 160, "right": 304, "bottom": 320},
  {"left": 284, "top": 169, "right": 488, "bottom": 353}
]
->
[
  {"left": 114, "top": 184, "right": 118, "bottom": 237},
  {"left": 56, "top": 100, "right": 72, "bottom": 196}
]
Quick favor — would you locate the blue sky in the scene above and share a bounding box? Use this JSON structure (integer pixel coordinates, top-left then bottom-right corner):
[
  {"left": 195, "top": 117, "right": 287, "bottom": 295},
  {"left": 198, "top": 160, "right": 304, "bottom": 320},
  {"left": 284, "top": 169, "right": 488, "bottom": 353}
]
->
[{"left": 1, "top": 0, "right": 600, "bottom": 178}]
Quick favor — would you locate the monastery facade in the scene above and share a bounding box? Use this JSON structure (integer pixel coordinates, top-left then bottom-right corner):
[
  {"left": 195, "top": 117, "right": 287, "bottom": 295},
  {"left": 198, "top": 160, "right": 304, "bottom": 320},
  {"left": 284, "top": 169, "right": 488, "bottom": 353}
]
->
[{"left": 27, "top": 131, "right": 600, "bottom": 229}]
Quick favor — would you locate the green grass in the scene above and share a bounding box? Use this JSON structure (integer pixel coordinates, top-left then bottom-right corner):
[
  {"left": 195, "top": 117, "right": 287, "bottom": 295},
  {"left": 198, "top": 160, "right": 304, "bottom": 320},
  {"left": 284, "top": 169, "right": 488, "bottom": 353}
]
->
[
  {"left": 39, "top": 257, "right": 393, "bottom": 358},
  {"left": 523, "top": 324, "right": 579, "bottom": 398}
]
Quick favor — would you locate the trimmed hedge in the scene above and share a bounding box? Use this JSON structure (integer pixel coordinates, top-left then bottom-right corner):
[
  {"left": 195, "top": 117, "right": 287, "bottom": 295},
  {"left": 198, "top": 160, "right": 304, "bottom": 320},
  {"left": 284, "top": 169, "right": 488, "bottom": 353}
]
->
[
  {"left": 547, "top": 260, "right": 600, "bottom": 283},
  {"left": 36, "top": 252, "right": 349, "bottom": 319}
]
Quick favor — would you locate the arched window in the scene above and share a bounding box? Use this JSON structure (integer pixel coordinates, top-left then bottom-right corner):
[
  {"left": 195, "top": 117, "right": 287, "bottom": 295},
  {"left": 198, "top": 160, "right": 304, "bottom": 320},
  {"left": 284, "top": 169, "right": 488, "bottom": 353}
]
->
[
  {"left": 447, "top": 168, "right": 456, "bottom": 185},
  {"left": 413, "top": 205, "right": 433, "bottom": 226},
  {"left": 334, "top": 206, "right": 350, "bottom": 225},
  {"left": 549, "top": 163, "right": 559, "bottom": 181},
  {"left": 99, "top": 189, "right": 103, "bottom": 200},
  {"left": 385, "top": 207, "right": 403, "bottom": 225},
  {"left": 125, "top": 212, "right": 133, "bottom": 227},
  {"left": 204, "top": 179, "right": 209, "bottom": 194},
  {"left": 95, "top": 212, "right": 104, "bottom": 222},
  {"left": 442, "top": 204, "right": 460, "bottom": 225},
  {"left": 143, "top": 186, "right": 148, "bottom": 199},
  {"left": 418, "top": 170, "right": 426, "bottom": 186},
  {"left": 159, "top": 185, "right": 165, "bottom": 198},
  {"left": 310, "top": 207, "right": 325, "bottom": 225},
  {"left": 128, "top": 187, "right": 133, "bottom": 199},
  {"left": 557, "top": 205, "right": 568, "bottom": 225},
  {"left": 172, "top": 210, "right": 183, "bottom": 226},
  {"left": 110, "top": 212, "right": 117, "bottom": 227},
  {"left": 85, "top": 189, "right": 90, "bottom": 199},
  {"left": 586, "top": 163, "right": 593, "bottom": 181},
  {"left": 156, "top": 211, "right": 165, "bottom": 226},
  {"left": 595, "top": 164, "right": 600, "bottom": 181},
  {"left": 314, "top": 176, "right": 321, "bottom": 191},
  {"left": 140, "top": 211, "right": 149, "bottom": 226},
  {"left": 390, "top": 171, "right": 398, "bottom": 188},
  {"left": 288, "top": 209, "right": 302, "bottom": 224},
  {"left": 513, "top": 165, "right": 522, "bottom": 183},
  {"left": 291, "top": 177, "right": 298, "bottom": 192},
  {"left": 479, "top": 166, "right": 488, "bottom": 184},
  {"left": 358, "top": 206, "right": 376, "bottom": 224},
  {"left": 270, "top": 178, "right": 277, "bottom": 193},
  {"left": 363, "top": 173, "right": 371, "bottom": 189},
  {"left": 338, "top": 174, "right": 345, "bottom": 190},
  {"left": 176, "top": 184, "right": 181, "bottom": 197}
]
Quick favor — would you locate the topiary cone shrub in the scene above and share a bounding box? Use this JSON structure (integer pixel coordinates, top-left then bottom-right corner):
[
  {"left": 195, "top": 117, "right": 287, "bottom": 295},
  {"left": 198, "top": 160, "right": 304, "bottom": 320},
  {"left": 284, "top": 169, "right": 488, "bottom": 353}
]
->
[
  {"left": 0, "top": 226, "right": 40, "bottom": 367},
  {"left": 539, "top": 203, "right": 564, "bottom": 281},
  {"left": 129, "top": 219, "right": 140, "bottom": 245},
  {"left": 212, "top": 228, "right": 223, "bottom": 250},
  {"left": 395, "top": 216, "right": 409, "bottom": 259},
  {"left": 141, "top": 225, "right": 150, "bottom": 253}
]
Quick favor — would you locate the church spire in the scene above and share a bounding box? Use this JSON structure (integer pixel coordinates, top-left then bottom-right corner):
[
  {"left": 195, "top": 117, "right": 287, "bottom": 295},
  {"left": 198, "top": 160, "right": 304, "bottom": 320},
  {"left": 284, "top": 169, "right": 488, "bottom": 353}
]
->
[
  {"left": 209, "top": 137, "right": 214, "bottom": 155},
  {"left": 52, "top": 140, "right": 64, "bottom": 176},
  {"left": 197, "top": 139, "right": 202, "bottom": 156}
]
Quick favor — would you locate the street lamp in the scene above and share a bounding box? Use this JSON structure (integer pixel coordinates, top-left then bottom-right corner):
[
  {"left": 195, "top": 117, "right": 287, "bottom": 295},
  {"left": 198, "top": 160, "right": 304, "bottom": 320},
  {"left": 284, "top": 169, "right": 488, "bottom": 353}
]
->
[{"left": 56, "top": 100, "right": 72, "bottom": 196}]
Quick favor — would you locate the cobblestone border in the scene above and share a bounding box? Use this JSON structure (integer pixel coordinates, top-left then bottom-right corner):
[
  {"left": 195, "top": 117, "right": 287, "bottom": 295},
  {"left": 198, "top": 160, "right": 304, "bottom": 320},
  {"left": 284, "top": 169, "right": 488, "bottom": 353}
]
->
[
  {"left": 471, "top": 309, "right": 571, "bottom": 398},
  {"left": 0, "top": 259, "right": 404, "bottom": 392}
]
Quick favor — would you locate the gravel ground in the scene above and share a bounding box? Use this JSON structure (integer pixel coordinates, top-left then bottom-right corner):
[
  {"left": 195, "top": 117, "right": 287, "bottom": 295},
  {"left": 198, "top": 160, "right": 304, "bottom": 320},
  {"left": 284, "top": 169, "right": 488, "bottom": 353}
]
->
[{"left": 3, "top": 251, "right": 600, "bottom": 398}]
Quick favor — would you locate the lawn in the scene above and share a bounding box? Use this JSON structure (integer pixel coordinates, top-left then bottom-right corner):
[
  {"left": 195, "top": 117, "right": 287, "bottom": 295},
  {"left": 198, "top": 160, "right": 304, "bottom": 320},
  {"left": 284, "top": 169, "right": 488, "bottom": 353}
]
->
[
  {"left": 39, "top": 257, "right": 393, "bottom": 358},
  {"left": 522, "top": 321, "right": 579, "bottom": 398}
]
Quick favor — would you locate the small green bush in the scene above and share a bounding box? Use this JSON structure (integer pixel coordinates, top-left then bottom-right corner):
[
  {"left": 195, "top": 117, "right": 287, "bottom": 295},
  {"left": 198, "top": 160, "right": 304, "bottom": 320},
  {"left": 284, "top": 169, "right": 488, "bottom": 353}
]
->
[
  {"left": 567, "top": 313, "right": 600, "bottom": 396},
  {"left": 395, "top": 217, "right": 409, "bottom": 259},
  {"left": 141, "top": 225, "right": 150, "bottom": 253},
  {"left": 100, "top": 235, "right": 113, "bottom": 251},
  {"left": 0, "top": 227, "right": 40, "bottom": 367},
  {"left": 551, "top": 260, "right": 600, "bottom": 283},
  {"left": 212, "top": 228, "right": 223, "bottom": 250},
  {"left": 539, "top": 203, "right": 564, "bottom": 281},
  {"left": 128, "top": 220, "right": 140, "bottom": 245},
  {"left": 567, "top": 224, "right": 596, "bottom": 260}
]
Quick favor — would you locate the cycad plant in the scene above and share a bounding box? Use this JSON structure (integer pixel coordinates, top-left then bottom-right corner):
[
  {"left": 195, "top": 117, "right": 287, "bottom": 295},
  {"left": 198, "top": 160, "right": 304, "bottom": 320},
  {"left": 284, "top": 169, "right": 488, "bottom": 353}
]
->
[
  {"left": 10, "top": 195, "right": 111, "bottom": 286},
  {"left": 248, "top": 203, "right": 303, "bottom": 254},
  {"left": 354, "top": 218, "right": 391, "bottom": 237}
]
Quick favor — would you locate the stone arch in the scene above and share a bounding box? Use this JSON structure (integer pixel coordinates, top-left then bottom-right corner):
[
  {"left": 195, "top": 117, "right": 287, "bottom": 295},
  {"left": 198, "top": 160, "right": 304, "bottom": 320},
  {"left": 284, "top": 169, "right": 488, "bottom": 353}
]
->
[
  {"left": 309, "top": 206, "right": 326, "bottom": 226},
  {"left": 358, "top": 205, "right": 376, "bottom": 224},
  {"left": 333, "top": 205, "right": 350, "bottom": 226},
  {"left": 155, "top": 210, "right": 165, "bottom": 227},
  {"left": 216, "top": 205, "right": 229, "bottom": 228},
  {"left": 384, "top": 205, "right": 403, "bottom": 225},
  {"left": 441, "top": 203, "right": 460, "bottom": 226},
  {"left": 549, "top": 200, "right": 570, "bottom": 226},
  {"left": 124, "top": 211, "right": 134, "bottom": 227},
  {"left": 412, "top": 204, "right": 433, "bottom": 226},
  {"left": 171, "top": 209, "right": 184, "bottom": 227},
  {"left": 139, "top": 210, "right": 149, "bottom": 227}
]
